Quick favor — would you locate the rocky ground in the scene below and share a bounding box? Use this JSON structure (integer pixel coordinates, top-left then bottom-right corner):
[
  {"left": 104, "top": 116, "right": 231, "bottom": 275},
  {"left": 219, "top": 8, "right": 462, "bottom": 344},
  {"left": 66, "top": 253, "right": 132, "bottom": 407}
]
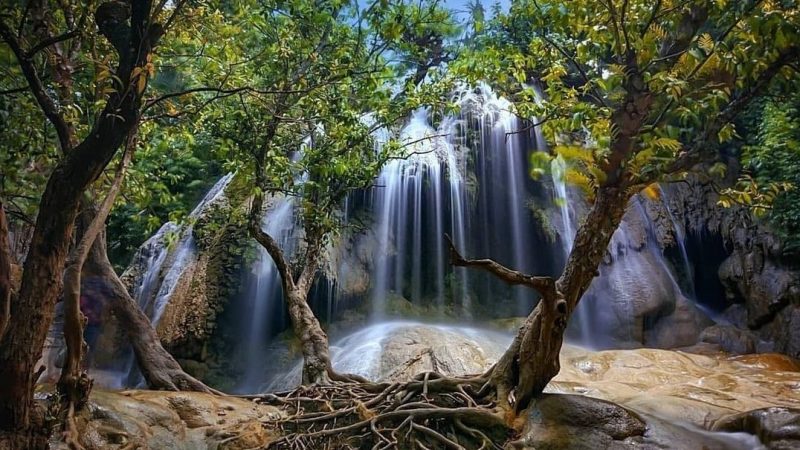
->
[{"left": 62, "top": 323, "right": 800, "bottom": 449}]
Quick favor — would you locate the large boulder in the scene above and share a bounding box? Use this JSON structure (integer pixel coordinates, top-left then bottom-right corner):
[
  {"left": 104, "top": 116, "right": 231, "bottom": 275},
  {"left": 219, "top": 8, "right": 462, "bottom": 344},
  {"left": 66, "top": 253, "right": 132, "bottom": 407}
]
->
[
  {"left": 70, "top": 390, "right": 282, "bottom": 450},
  {"left": 516, "top": 394, "right": 646, "bottom": 450},
  {"left": 699, "top": 324, "right": 760, "bottom": 354},
  {"left": 266, "top": 322, "right": 509, "bottom": 390}
]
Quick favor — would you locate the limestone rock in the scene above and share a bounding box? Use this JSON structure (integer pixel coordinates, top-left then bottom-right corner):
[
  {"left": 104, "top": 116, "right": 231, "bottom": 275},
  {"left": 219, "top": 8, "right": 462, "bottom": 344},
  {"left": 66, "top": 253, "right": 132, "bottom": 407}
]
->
[
  {"left": 699, "top": 324, "right": 760, "bottom": 354},
  {"left": 73, "top": 390, "right": 282, "bottom": 450},
  {"left": 714, "top": 407, "right": 800, "bottom": 449}
]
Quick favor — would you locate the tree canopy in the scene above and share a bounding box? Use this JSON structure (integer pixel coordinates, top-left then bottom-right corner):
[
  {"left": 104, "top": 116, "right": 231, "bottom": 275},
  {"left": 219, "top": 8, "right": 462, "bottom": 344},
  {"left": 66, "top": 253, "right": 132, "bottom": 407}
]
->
[{"left": 1, "top": 0, "right": 799, "bottom": 447}]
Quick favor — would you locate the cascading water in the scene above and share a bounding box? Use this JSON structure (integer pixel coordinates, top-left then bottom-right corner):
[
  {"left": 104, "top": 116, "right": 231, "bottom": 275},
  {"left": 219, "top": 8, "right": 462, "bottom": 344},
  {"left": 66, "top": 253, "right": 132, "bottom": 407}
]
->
[
  {"left": 550, "top": 155, "right": 597, "bottom": 343},
  {"left": 369, "top": 84, "right": 543, "bottom": 319},
  {"left": 236, "top": 197, "right": 297, "bottom": 392},
  {"left": 106, "top": 173, "right": 234, "bottom": 388},
  {"left": 550, "top": 155, "right": 576, "bottom": 254},
  {"left": 369, "top": 107, "right": 469, "bottom": 317},
  {"left": 466, "top": 85, "right": 538, "bottom": 315}
]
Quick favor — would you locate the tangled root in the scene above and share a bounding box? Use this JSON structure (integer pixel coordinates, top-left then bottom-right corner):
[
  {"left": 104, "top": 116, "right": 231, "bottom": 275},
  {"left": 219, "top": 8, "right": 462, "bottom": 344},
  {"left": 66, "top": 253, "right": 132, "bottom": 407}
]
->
[{"left": 252, "top": 372, "right": 514, "bottom": 449}]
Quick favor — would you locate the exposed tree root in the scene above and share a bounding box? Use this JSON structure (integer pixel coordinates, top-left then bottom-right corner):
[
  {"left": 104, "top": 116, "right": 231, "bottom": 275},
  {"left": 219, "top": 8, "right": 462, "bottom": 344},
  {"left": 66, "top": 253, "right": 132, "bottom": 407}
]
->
[{"left": 253, "top": 372, "right": 514, "bottom": 450}]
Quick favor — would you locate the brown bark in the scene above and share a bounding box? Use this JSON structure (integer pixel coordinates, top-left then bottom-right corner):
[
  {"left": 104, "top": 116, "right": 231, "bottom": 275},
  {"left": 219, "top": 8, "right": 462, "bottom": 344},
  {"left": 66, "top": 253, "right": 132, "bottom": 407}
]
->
[
  {"left": 58, "top": 138, "right": 132, "bottom": 413},
  {"left": 0, "top": 201, "right": 11, "bottom": 342},
  {"left": 82, "top": 228, "right": 219, "bottom": 394},
  {"left": 287, "top": 285, "right": 333, "bottom": 384},
  {"left": 0, "top": 0, "right": 162, "bottom": 434},
  {"left": 248, "top": 191, "right": 364, "bottom": 385},
  {"left": 448, "top": 187, "right": 631, "bottom": 417}
]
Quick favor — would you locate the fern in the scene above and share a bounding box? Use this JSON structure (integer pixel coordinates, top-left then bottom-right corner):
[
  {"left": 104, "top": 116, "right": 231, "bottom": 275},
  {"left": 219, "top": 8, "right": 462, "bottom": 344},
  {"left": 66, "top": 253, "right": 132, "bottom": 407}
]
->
[{"left": 698, "top": 33, "right": 715, "bottom": 53}]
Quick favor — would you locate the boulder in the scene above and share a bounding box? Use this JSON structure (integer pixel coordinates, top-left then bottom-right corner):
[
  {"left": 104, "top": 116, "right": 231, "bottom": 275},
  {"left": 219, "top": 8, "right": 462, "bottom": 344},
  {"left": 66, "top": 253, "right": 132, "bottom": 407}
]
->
[
  {"left": 719, "top": 249, "right": 800, "bottom": 329},
  {"left": 646, "top": 295, "right": 714, "bottom": 349},
  {"left": 515, "top": 394, "right": 646, "bottom": 450},
  {"left": 699, "top": 324, "right": 760, "bottom": 354},
  {"left": 72, "top": 390, "right": 282, "bottom": 450},
  {"left": 713, "top": 407, "right": 800, "bottom": 449}
]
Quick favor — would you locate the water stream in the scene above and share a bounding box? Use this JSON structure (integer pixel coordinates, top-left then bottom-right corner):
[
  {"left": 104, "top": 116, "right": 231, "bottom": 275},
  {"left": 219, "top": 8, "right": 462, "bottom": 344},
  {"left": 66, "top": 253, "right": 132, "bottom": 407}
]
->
[
  {"left": 236, "top": 197, "right": 297, "bottom": 392},
  {"left": 107, "top": 173, "right": 234, "bottom": 387}
]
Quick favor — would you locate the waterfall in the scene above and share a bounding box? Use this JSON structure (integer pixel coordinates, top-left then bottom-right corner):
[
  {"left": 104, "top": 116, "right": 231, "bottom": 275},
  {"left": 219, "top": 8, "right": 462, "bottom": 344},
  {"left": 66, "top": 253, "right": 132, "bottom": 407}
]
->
[
  {"left": 236, "top": 197, "right": 297, "bottom": 392},
  {"left": 112, "top": 84, "right": 728, "bottom": 392},
  {"left": 106, "top": 173, "right": 234, "bottom": 388},
  {"left": 370, "top": 107, "right": 467, "bottom": 318},
  {"left": 550, "top": 155, "right": 576, "bottom": 254},
  {"left": 659, "top": 187, "right": 696, "bottom": 297},
  {"left": 659, "top": 187, "right": 724, "bottom": 323},
  {"left": 550, "top": 155, "right": 595, "bottom": 343}
]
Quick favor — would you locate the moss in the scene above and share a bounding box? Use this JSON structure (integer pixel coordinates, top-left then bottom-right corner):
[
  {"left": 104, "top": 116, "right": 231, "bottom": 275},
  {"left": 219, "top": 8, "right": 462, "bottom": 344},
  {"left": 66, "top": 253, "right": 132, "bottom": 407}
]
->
[{"left": 527, "top": 199, "right": 558, "bottom": 243}]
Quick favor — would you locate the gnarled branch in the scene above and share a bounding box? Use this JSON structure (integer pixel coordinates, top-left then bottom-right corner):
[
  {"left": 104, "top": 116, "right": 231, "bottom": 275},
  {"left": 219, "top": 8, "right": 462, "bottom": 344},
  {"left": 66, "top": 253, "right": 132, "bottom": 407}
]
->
[
  {"left": 248, "top": 190, "right": 295, "bottom": 292},
  {"left": 444, "top": 234, "right": 555, "bottom": 297},
  {"left": 0, "top": 19, "right": 73, "bottom": 152}
]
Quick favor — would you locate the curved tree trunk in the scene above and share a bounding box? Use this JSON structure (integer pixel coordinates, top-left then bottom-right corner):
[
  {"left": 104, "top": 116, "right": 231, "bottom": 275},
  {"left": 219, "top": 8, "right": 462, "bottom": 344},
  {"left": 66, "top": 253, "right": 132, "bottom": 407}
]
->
[
  {"left": 82, "top": 228, "right": 219, "bottom": 393},
  {"left": 286, "top": 285, "right": 332, "bottom": 384},
  {"left": 450, "top": 186, "right": 631, "bottom": 417},
  {"left": 502, "top": 187, "right": 630, "bottom": 413}
]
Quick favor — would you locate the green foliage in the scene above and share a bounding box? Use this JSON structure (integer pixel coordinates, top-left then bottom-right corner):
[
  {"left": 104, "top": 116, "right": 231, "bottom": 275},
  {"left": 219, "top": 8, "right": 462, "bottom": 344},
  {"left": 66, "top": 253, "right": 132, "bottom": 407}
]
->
[
  {"left": 1, "top": 1, "right": 233, "bottom": 267},
  {"left": 742, "top": 93, "right": 800, "bottom": 255},
  {"left": 194, "top": 0, "right": 457, "bottom": 257},
  {"left": 453, "top": 0, "right": 799, "bottom": 199}
]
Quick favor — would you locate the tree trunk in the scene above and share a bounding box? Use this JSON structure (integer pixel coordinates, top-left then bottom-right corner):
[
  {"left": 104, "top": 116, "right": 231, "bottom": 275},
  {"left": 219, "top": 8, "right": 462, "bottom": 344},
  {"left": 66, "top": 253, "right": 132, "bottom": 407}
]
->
[
  {"left": 0, "top": 139, "right": 129, "bottom": 436},
  {"left": 82, "top": 228, "right": 219, "bottom": 393},
  {"left": 490, "top": 187, "right": 631, "bottom": 414},
  {"left": 0, "top": 1, "right": 161, "bottom": 433},
  {"left": 286, "top": 284, "right": 334, "bottom": 384},
  {"left": 58, "top": 142, "right": 132, "bottom": 414},
  {"left": 0, "top": 201, "right": 11, "bottom": 341}
]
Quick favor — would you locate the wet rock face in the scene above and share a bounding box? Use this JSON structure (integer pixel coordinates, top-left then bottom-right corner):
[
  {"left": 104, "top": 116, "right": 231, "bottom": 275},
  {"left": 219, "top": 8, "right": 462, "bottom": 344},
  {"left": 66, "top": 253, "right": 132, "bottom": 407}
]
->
[
  {"left": 718, "top": 247, "right": 800, "bottom": 357},
  {"left": 699, "top": 324, "right": 760, "bottom": 354},
  {"left": 655, "top": 174, "right": 800, "bottom": 358},
  {"left": 74, "top": 390, "right": 282, "bottom": 450},
  {"left": 580, "top": 196, "right": 713, "bottom": 350},
  {"left": 713, "top": 407, "right": 800, "bottom": 450},
  {"left": 518, "top": 394, "right": 646, "bottom": 450}
]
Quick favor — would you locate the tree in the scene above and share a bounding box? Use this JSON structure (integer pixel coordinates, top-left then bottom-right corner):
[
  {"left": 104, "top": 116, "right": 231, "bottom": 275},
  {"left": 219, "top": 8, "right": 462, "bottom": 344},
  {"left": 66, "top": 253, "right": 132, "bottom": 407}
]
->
[
  {"left": 201, "top": 0, "right": 455, "bottom": 385},
  {"left": 742, "top": 90, "right": 800, "bottom": 256},
  {"left": 445, "top": 0, "right": 800, "bottom": 415},
  {"left": 263, "top": 3, "right": 799, "bottom": 447},
  {"left": 0, "top": 0, "right": 215, "bottom": 444}
]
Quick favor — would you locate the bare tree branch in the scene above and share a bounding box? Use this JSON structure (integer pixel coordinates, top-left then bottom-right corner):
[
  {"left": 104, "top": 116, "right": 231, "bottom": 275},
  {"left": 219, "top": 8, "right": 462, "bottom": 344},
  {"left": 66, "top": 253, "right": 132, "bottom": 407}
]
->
[
  {"left": 0, "top": 19, "right": 73, "bottom": 152},
  {"left": 445, "top": 234, "right": 555, "bottom": 297},
  {"left": 24, "top": 29, "right": 80, "bottom": 58}
]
